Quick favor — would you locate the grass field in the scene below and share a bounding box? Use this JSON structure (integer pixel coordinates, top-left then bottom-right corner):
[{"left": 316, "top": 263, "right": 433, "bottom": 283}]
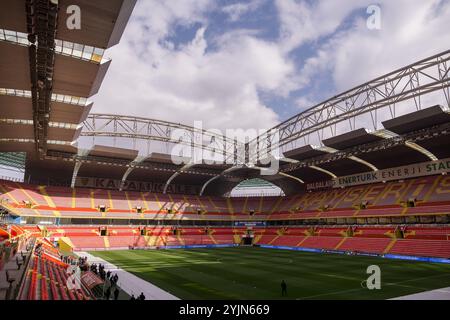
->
[{"left": 91, "top": 247, "right": 450, "bottom": 300}]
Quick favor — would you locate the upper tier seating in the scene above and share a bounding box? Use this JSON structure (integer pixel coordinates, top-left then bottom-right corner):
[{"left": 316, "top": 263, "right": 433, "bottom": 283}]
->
[{"left": 1, "top": 174, "right": 450, "bottom": 220}]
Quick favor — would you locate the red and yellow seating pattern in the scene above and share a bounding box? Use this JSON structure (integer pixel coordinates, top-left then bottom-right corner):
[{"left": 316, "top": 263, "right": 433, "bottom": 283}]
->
[
  {"left": 1, "top": 175, "right": 450, "bottom": 220},
  {"left": 19, "top": 254, "right": 92, "bottom": 300},
  {"left": 16, "top": 236, "right": 96, "bottom": 301}
]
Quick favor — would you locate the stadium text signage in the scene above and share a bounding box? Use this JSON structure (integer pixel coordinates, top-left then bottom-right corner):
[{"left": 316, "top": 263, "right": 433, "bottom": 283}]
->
[
  {"left": 307, "top": 157, "right": 450, "bottom": 190},
  {"left": 75, "top": 177, "right": 201, "bottom": 195}
]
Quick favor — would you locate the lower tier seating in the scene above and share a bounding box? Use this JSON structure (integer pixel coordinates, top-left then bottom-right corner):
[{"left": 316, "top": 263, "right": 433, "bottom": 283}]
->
[
  {"left": 19, "top": 255, "right": 92, "bottom": 300},
  {"left": 338, "top": 237, "right": 392, "bottom": 254},
  {"left": 389, "top": 239, "right": 450, "bottom": 258},
  {"left": 20, "top": 225, "right": 450, "bottom": 259}
]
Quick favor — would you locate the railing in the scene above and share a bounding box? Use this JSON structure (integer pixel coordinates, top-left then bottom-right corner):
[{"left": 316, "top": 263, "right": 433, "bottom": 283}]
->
[
  {"left": 0, "top": 176, "right": 24, "bottom": 183},
  {"left": 0, "top": 215, "right": 17, "bottom": 224}
]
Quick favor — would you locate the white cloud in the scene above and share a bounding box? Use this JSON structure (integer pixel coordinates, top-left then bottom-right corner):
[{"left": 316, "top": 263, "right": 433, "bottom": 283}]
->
[
  {"left": 275, "top": 0, "right": 372, "bottom": 53},
  {"left": 295, "top": 96, "right": 318, "bottom": 110},
  {"left": 129, "top": 0, "right": 214, "bottom": 40},
  {"left": 329, "top": 0, "right": 450, "bottom": 91},
  {"left": 277, "top": 0, "right": 450, "bottom": 114},
  {"left": 92, "top": 0, "right": 450, "bottom": 136},
  {"left": 222, "top": 0, "right": 265, "bottom": 22},
  {"left": 92, "top": 0, "right": 295, "bottom": 131}
]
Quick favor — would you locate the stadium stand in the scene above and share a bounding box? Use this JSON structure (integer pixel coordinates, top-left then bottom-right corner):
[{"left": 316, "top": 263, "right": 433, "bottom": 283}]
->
[
  {"left": 2, "top": 171, "right": 449, "bottom": 265},
  {"left": 13, "top": 224, "right": 448, "bottom": 259},
  {"left": 1, "top": 175, "right": 450, "bottom": 221}
]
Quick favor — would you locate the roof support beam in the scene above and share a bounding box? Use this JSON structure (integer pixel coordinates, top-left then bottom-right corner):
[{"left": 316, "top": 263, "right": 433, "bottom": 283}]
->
[
  {"left": 199, "top": 165, "right": 246, "bottom": 196},
  {"left": 348, "top": 156, "right": 378, "bottom": 172},
  {"left": 163, "top": 163, "right": 194, "bottom": 194},
  {"left": 320, "top": 146, "right": 378, "bottom": 172},
  {"left": 199, "top": 176, "right": 220, "bottom": 196},
  {"left": 309, "top": 165, "right": 337, "bottom": 179},
  {"left": 250, "top": 166, "right": 305, "bottom": 185},
  {"left": 278, "top": 172, "right": 305, "bottom": 184},
  {"left": 119, "top": 167, "right": 134, "bottom": 192},
  {"left": 374, "top": 129, "right": 438, "bottom": 161},
  {"left": 70, "top": 149, "right": 91, "bottom": 188},
  {"left": 405, "top": 141, "right": 438, "bottom": 161},
  {"left": 70, "top": 161, "right": 82, "bottom": 188},
  {"left": 118, "top": 156, "right": 147, "bottom": 191}
]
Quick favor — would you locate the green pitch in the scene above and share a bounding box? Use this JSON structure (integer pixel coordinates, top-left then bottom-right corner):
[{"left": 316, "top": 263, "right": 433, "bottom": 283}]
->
[{"left": 90, "top": 247, "right": 450, "bottom": 300}]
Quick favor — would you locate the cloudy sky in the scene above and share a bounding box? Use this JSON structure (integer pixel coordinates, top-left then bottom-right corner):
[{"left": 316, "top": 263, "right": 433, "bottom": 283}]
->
[{"left": 92, "top": 0, "right": 450, "bottom": 131}]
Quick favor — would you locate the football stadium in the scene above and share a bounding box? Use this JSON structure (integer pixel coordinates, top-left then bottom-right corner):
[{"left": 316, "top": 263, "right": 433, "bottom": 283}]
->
[{"left": 1, "top": 0, "right": 450, "bottom": 307}]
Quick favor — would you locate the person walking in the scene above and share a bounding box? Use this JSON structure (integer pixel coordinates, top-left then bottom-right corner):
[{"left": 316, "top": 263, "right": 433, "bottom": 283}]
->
[
  {"left": 105, "top": 286, "right": 111, "bottom": 300},
  {"left": 281, "top": 280, "right": 287, "bottom": 297}
]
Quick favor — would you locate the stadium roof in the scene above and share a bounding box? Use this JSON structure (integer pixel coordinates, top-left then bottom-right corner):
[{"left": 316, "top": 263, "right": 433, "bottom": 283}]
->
[
  {"left": 0, "top": 0, "right": 136, "bottom": 155},
  {"left": 89, "top": 145, "right": 138, "bottom": 160},
  {"left": 382, "top": 105, "right": 450, "bottom": 134},
  {"left": 283, "top": 145, "right": 328, "bottom": 161},
  {"left": 0, "top": 0, "right": 136, "bottom": 49},
  {"left": 322, "top": 128, "right": 383, "bottom": 150}
]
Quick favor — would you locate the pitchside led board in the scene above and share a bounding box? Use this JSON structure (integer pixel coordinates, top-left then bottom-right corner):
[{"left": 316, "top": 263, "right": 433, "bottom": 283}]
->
[{"left": 307, "top": 157, "right": 450, "bottom": 191}]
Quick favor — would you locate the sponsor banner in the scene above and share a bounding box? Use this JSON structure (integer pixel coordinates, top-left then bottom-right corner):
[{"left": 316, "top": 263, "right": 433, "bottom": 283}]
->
[
  {"left": 429, "top": 257, "right": 450, "bottom": 264},
  {"left": 322, "top": 249, "right": 346, "bottom": 255},
  {"left": 163, "top": 244, "right": 238, "bottom": 250},
  {"left": 75, "top": 177, "right": 201, "bottom": 195},
  {"left": 260, "top": 246, "right": 450, "bottom": 264},
  {"left": 307, "top": 157, "right": 450, "bottom": 190},
  {"left": 259, "top": 245, "right": 322, "bottom": 253},
  {"left": 384, "top": 254, "right": 425, "bottom": 261},
  {"left": 307, "top": 180, "right": 334, "bottom": 191},
  {"left": 384, "top": 254, "right": 450, "bottom": 264},
  {"left": 353, "top": 252, "right": 380, "bottom": 258},
  {"left": 233, "top": 221, "right": 267, "bottom": 227},
  {"left": 163, "top": 245, "right": 184, "bottom": 249},
  {"left": 297, "top": 247, "right": 323, "bottom": 253}
]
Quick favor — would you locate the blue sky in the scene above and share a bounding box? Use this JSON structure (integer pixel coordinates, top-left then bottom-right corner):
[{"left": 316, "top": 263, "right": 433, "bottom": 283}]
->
[{"left": 92, "top": 0, "right": 450, "bottom": 130}]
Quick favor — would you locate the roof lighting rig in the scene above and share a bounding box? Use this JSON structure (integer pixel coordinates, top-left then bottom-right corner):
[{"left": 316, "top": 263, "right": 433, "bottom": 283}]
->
[{"left": 26, "top": 0, "right": 58, "bottom": 155}]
